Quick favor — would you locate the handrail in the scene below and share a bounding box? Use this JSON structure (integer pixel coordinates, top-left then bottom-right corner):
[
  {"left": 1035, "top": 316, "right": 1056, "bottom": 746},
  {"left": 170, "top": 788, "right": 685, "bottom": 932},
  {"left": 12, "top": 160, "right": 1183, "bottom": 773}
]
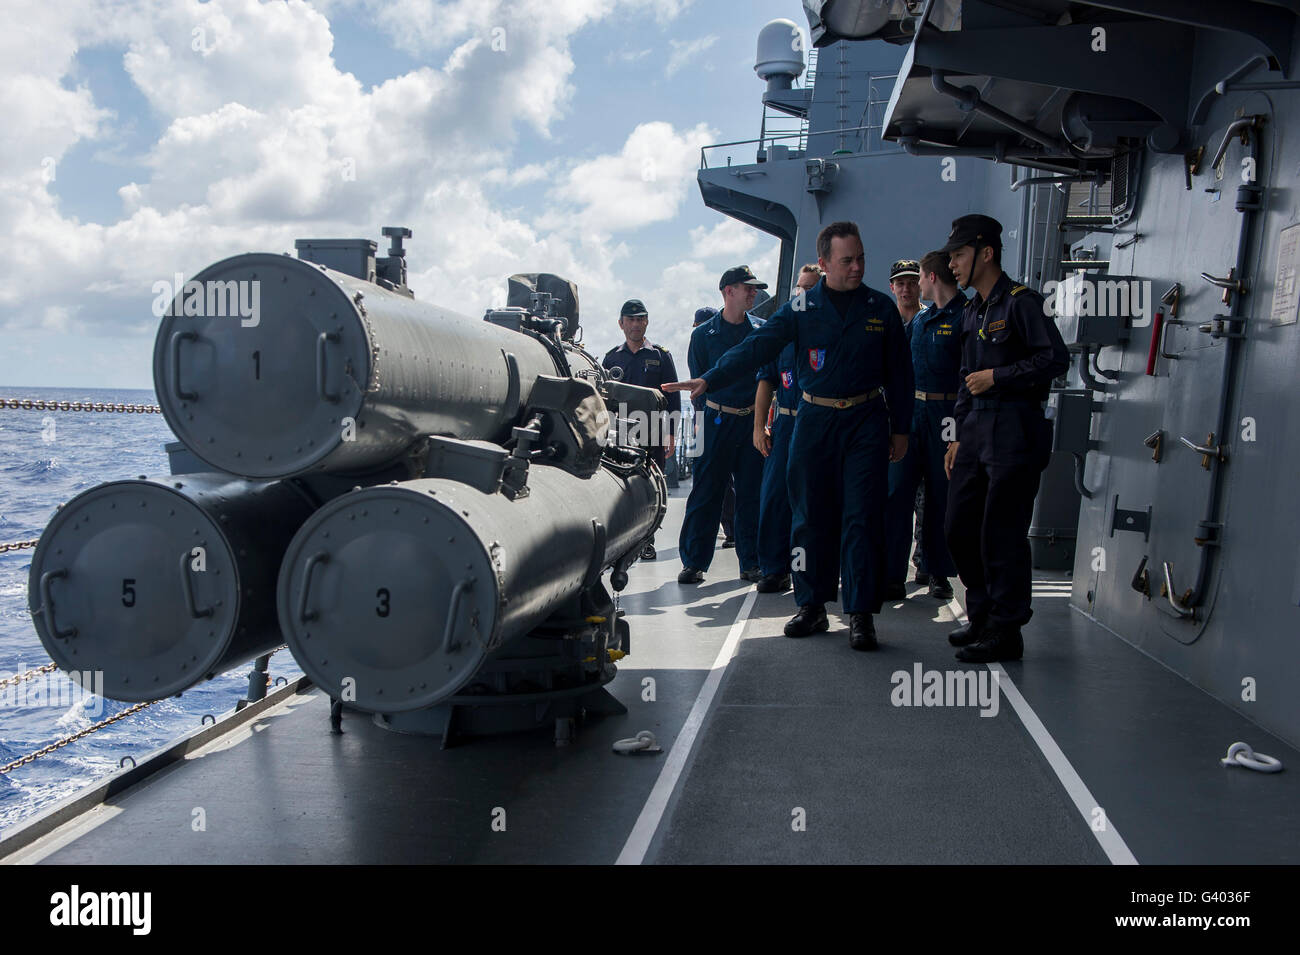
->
[{"left": 700, "top": 123, "right": 888, "bottom": 168}]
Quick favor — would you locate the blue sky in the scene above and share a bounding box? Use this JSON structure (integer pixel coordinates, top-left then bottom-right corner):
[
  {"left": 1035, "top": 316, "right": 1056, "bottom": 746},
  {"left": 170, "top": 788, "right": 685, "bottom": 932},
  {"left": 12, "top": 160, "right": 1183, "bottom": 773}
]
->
[{"left": 2, "top": 0, "right": 807, "bottom": 389}]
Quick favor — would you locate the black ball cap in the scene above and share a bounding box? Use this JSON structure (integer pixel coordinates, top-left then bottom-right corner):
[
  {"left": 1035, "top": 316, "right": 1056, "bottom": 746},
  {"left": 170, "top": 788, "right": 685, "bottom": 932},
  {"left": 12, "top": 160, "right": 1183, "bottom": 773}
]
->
[
  {"left": 620, "top": 298, "right": 648, "bottom": 317},
  {"left": 940, "top": 214, "right": 1003, "bottom": 254},
  {"left": 889, "top": 259, "right": 920, "bottom": 281},
  {"left": 694, "top": 306, "right": 718, "bottom": 326},
  {"left": 718, "top": 265, "right": 768, "bottom": 290}
]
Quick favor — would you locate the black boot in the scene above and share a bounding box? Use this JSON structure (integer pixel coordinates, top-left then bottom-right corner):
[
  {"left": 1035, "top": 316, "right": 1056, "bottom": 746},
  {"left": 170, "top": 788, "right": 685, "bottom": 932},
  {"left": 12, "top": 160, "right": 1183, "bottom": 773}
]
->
[
  {"left": 848, "top": 613, "right": 878, "bottom": 651},
  {"left": 784, "top": 604, "right": 828, "bottom": 638},
  {"left": 955, "top": 626, "right": 1024, "bottom": 663},
  {"left": 928, "top": 576, "right": 953, "bottom": 600},
  {"left": 755, "top": 573, "right": 791, "bottom": 593},
  {"left": 948, "top": 619, "right": 984, "bottom": 647}
]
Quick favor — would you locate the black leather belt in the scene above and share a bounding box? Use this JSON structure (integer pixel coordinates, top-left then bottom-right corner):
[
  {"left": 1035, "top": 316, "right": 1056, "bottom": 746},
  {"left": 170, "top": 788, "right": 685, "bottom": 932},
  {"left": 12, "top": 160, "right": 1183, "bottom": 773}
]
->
[{"left": 914, "top": 390, "right": 958, "bottom": 401}]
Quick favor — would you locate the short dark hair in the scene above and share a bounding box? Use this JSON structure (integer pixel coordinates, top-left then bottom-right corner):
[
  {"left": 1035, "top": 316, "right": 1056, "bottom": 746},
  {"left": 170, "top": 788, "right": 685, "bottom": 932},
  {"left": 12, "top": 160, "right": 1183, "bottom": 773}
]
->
[
  {"left": 799, "top": 263, "right": 823, "bottom": 276},
  {"left": 975, "top": 240, "right": 1001, "bottom": 268},
  {"left": 816, "top": 221, "right": 861, "bottom": 261},
  {"left": 920, "top": 251, "right": 956, "bottom": 286}
]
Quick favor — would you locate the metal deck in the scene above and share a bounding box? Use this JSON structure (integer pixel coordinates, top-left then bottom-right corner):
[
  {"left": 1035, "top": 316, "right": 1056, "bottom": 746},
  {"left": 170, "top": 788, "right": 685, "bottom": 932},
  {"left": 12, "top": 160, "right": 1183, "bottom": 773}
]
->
[{"left": 3, "top": 490, "right": 1297, "bottom": 865}]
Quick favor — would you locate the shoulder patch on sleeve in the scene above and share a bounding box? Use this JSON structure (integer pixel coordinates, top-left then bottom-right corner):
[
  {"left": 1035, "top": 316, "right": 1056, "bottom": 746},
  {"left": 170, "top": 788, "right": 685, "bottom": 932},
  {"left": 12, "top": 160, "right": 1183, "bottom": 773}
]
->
[{"left": 1009, "top": 284, "right": 1029, "bottom": 296}]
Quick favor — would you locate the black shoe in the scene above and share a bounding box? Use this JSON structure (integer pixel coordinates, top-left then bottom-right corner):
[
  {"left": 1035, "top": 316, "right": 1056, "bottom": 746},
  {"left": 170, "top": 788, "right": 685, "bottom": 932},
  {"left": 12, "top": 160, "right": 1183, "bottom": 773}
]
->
[
  {"left": 739, "top": 567, "right": 763, "bottom": 583},
  {"left": 755, "top": 573, "right": 791, "bottom": 594},
  {"left": 882, "top": 582, "right": 907, "bottom": 601},
  {"left": 948, "top": 619, "right": 984, "bottom": 647},
  {"left": 928, "top": 577, "right": 953, "bottom": 600},
  {"left": 639, "top": 543, "right": 657, "bottom": 561},
  {"left": 784, "top": 604, "right": 828, "bottom": 638},
  {"left": 677, "top": 567, "right": 704, "bottom": 584},
  {"left": 721, "top": 537, "right": 736, "bottom": 549},
  {"left": 955, "top": 626, "right": 1023, "bottom": 663},
  {"left": 848, "top": 613, "right": 878, "bottom": 651},
  {"left": 946, "top": 621, "right": 982, "bottom": 649},
  {"left": 913, "top": 571, "right": 930, "bottom": 586}
]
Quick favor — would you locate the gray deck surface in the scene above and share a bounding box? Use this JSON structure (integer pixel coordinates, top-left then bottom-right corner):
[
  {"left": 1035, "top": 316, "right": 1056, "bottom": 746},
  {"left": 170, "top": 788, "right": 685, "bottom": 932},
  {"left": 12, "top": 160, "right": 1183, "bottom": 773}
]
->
[{"left": 8, "top": 487, "right": 1299, "bottom": 864}]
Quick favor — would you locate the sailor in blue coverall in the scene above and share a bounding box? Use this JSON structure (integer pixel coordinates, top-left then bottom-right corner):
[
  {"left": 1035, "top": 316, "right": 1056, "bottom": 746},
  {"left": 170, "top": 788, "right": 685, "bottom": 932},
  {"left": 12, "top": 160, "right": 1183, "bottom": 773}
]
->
[
  {"left": 753, "top": 344, "right": 799, "bottom": 593},
  {"left": 667, "top": 223, "right": 913, "bottom": 650},
  {"left": 676, "top": 267, "right": 769, "bottom": 584},
  {"left": 884, "top": 252, "right": 965, "bottom": 600},
  {"left": 753, "top": 265, "right": 823, "bottom": 594},
  {"left": 603, "top": 298, "right": 682, "bottom": 561},
  {"left": 941, "top": 214, "right": 1070, "bottom": 663}
]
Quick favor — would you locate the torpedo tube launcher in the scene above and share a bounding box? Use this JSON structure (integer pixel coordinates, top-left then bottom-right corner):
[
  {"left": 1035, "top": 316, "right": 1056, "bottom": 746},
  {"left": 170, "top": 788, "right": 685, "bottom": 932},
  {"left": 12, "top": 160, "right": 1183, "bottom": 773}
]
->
[{"left": 28, "top": 228, "right": 668, "bottom": 741}]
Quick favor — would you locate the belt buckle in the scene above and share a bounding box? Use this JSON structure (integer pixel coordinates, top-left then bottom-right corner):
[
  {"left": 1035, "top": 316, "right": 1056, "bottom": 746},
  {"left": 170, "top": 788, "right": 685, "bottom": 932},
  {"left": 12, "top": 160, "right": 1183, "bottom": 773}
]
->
[
  {"left": 834, "top": 398, "right": 850, "bottom": 409},
  {"left": 739, "top": 407, "right": 752, "bottom": 416}
]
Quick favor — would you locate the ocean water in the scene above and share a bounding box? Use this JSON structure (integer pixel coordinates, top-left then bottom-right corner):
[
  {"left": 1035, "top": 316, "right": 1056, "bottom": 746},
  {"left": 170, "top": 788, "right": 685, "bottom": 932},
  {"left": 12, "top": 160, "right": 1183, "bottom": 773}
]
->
[{"left": 0, "top": 386, "right": 302, "bottom": 833}]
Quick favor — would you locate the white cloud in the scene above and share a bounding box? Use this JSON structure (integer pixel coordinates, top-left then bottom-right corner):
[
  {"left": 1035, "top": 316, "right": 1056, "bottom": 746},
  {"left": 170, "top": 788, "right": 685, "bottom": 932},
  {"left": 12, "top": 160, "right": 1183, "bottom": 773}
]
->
[
  {"left": 665, "top": 34, "right": 717, "bottom": 77},
  {"left": 0, "top": 0, "right": 725, "bottom": 386},
  {"left": 546, "top": 120, "right": 715, "bottom": 233},
  {"left": 606, "top": 47, "right": 653, "bottom": 65},
  {"left": 688, "top": 217, "right": 759, "bottom": 260}
]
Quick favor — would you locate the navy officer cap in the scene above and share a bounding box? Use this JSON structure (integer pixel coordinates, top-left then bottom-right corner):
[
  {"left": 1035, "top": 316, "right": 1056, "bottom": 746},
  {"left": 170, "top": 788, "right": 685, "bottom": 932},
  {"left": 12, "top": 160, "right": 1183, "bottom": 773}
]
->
[
  {"left": 940, "top": 214, "right": 1002, "bottom": 254},
  {"left": 718, "top": 265, "right": 768, "bottom": 290},
  {"left": 620, "top": 298, "right": 648, "bottom": 317},
  {"left": 693, "top": 306, "right": 718, "bottom": 327},
  {"left": 889, "top": 258, "right": 920, "bottom": 281}
]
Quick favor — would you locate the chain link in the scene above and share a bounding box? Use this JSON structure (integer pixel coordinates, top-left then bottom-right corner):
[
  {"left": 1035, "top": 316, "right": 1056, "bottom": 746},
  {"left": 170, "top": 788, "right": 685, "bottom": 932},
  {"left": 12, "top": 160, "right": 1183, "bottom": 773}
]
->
[
  {"left": 0, "top": 398, "right": 161, "bottom": 414},
  {"left": 0, "top": 662, "right": 59, "bottom": 689},
  {"left": 0, "top": 647, "right": 292, "bottom": 774},
  {"left": 0, "top": 539, "right": 40, "bottom": 554},
  {"left": 0, "top": 700, "right": 161, "bottom": 775}
]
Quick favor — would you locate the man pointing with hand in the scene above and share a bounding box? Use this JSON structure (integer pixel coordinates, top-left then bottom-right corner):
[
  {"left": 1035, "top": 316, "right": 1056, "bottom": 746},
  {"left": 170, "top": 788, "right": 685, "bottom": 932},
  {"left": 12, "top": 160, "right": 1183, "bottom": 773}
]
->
[{"left": 666, "top": 221, "right": 913, "bottom": 651}]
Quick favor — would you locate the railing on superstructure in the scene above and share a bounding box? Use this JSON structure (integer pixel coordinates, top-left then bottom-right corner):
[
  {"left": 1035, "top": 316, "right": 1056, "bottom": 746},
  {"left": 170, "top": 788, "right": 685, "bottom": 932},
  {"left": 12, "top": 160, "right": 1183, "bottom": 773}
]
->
[
  {"left": 855, "top": 72, "right": 899, "bottom": 152},
  {"left": 698, "top": 59, "right": 903, "bottom": 169}
]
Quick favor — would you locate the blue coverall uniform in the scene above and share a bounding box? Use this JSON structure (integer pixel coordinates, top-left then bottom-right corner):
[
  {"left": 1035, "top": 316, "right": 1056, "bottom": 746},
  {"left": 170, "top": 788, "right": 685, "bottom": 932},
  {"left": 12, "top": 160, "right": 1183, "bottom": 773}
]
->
[
  {"left": 602, "top": 341, "right": 682, "bottom": 469},
  {"left": 679, "top": 311, "right": 765, "bottom": 573},
  {"left": 701, "top": 279, "right": 913, "bottom": 613},
  {"left": 885, "top": 294, "right": 966, "bottom": 586},
  {"left": 945, "top": 273, "right": 1070, "bottom": 628},
  {"left": 756, "top": 344, "right": 799, "bottom": 578}
]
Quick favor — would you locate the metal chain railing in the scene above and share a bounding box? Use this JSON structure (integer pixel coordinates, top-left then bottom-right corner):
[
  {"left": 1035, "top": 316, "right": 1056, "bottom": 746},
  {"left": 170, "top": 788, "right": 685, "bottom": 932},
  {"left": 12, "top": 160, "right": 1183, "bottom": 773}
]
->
[
  {"left": 0, "top": 701, "right": 161, "bottom": 775},
  {"left": 0, "top": 647, "right": 293, "bottom": 774},
  {"left": 0, "top": 662, "right": 59, "bottom": 690},
  {"left": 0, "top": 539, "right": 40, "bottom": 554},
  {"left": 0, "top": 398, "right": 161, "bottom": 413}
]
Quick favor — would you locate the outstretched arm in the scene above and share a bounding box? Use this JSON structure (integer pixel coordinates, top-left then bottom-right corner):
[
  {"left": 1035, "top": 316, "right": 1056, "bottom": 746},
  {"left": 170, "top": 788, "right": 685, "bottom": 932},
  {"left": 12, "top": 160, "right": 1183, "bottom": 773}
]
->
[{"left": 663, "top": 378, "right": 707, "bottom": 400}]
